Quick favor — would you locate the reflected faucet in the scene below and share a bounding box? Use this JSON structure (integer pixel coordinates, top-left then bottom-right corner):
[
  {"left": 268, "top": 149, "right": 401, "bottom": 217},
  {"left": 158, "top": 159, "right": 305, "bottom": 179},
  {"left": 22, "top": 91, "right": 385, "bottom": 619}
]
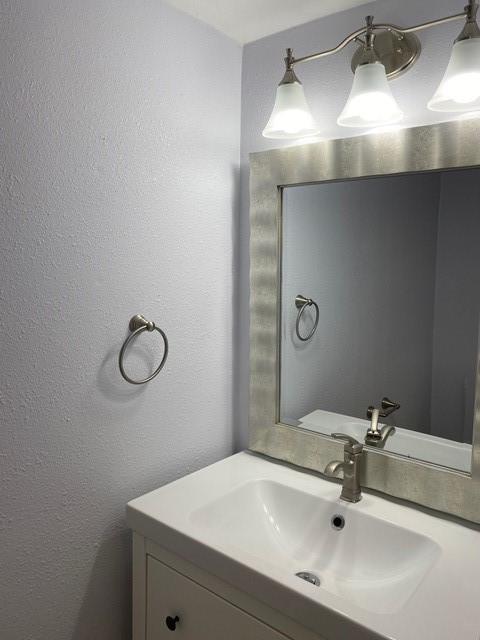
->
[
  {"left": 365, "top": 397, "right": 400, "bottom": 447},
  {"left": 324, "top": 434, "right": 363, "bottom": 503}
]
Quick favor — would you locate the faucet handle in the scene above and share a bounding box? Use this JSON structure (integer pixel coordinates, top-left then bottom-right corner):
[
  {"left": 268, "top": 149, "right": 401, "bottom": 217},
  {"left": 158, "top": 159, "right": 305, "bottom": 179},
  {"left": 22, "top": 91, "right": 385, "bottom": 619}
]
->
[
  {"left": 381, "top": 397, "right": 400, "bottom": 412},
  {"left": 367, "top": 397, "right": 400, "bottom": 420},
  {"left": 331, "top": 433, "right": 359, "bottom": 445},
  {"left": 331, "top": 433, "right": 363, "bottom": 453}
]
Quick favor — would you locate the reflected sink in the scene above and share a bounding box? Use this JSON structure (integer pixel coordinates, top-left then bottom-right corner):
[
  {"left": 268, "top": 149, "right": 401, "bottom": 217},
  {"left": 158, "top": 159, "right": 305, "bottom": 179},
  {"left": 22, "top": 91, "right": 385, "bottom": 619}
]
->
[{"left": 190, "top": 480, "right": 440, "bottom": 614}]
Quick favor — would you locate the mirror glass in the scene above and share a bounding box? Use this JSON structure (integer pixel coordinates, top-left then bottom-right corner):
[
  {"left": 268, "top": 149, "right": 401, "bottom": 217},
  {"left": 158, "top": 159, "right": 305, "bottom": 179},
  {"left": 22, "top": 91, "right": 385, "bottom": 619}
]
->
[{"left": 280, "top": 168, "right": 480, "bottom": 472}]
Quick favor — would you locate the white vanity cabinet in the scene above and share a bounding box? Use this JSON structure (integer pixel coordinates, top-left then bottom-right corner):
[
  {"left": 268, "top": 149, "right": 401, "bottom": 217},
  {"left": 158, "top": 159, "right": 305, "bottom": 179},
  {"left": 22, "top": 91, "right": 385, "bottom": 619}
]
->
[
  {"left": 133, "top": 534, "right": 323, "bottom": 640},
  {"left": 128, "top": 453, "right": 480, "bottom": 640},
  {"left": 146, "top": 556, "right": 290, "bottom": 639}
]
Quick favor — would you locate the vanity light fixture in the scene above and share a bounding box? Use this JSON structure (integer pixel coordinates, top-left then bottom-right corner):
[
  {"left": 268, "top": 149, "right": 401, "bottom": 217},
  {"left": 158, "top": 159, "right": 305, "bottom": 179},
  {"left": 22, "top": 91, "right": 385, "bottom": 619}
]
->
[
  {"left": 262, "top": 49, "right": 320, "bottom": 139},
  {"left": 337, "top": 17, "right": 403, "bottom": 127},
  {"left": 429, "top": 1, "right": 480, "bottom": 111},
  {"left": 263, "top": 0, "right": 480, "bottom": 138}
]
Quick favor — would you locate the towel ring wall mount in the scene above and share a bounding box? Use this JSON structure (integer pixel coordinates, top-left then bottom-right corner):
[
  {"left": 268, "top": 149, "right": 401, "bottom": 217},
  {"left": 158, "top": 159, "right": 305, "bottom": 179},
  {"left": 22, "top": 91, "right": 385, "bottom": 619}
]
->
[
  {"left": 119, "top": 314, "right": 169, "bottom": 385},
  {"left": 295, "top": 294, "right": 319, "bottom": 341}
]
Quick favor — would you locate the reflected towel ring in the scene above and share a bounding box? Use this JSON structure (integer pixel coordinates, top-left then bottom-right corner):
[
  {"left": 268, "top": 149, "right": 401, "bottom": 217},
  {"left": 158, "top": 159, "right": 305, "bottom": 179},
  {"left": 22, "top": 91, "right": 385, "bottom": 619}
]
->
[
  {"left": 119, "top": 314, "right": 169, "bottom": 384},
  {"left": 295, "top": 294, "right": 319, "bottom": 342}
]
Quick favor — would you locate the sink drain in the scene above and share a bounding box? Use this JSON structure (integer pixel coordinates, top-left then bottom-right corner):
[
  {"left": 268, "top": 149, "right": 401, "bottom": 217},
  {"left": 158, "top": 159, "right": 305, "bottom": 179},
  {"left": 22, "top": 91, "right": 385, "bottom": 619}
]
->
[
  {"left": 295, "top": 571, "right": 321, "bottom": 586},
  {"left": 331, "top": 514, "right": 345, "bottom": 531}
]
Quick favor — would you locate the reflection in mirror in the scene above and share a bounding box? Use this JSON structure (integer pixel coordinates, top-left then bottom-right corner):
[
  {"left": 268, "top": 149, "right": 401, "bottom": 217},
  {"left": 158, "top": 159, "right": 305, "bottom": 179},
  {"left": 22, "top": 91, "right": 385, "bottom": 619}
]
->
[{"left": 280, "top": 169, "right": 480, "bottom": 473}]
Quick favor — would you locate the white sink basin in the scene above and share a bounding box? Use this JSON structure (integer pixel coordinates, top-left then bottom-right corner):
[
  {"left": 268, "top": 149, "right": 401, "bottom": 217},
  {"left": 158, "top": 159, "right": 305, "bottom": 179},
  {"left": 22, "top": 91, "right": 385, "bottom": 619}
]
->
[
  {"left": 190, "top": 479, "right": 439, "bottom": 614},
  {"left": 127, "top": 451, "right": 480, "bottom": 640}
]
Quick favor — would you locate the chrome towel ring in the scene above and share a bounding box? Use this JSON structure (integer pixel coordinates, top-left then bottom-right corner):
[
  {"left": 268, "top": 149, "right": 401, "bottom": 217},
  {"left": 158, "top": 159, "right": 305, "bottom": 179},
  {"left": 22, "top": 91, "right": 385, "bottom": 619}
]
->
[
  {"left": 295, "top": 294, "right": 319, "bottom": 342},
  {"left": 119, "top": 314, "right": 169, "bottom": 385}
]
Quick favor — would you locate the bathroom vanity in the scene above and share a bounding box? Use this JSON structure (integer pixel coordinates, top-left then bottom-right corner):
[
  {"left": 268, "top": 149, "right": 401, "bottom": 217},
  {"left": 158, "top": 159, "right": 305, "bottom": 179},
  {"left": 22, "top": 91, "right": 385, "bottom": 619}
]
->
[
  {"left": 128, "top": 119, "right": 480, "bottom": 639},
  {"left": 127, "top": 452, "right": 480, "bottom": 640}
]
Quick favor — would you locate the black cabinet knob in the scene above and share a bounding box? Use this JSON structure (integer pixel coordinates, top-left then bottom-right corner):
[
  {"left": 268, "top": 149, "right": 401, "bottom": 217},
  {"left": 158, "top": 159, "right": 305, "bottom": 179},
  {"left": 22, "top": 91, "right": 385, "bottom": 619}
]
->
[{"left": 165, "top": 615, "right": 180, "bottom": 631}]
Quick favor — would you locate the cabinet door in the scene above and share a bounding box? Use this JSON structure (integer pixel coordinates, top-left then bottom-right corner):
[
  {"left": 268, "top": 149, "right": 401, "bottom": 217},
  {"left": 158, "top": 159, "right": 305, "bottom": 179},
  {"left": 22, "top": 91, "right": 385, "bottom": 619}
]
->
[{"left": 146, "top": 556, "right": 292, "bottom": 640}]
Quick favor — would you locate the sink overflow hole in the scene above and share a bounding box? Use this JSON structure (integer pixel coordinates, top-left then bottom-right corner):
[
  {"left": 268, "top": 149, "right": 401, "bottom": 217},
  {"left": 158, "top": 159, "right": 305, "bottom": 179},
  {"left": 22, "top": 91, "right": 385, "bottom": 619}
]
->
[
  {"left": 331, "top": 514, "right": 345, "bottom": 531},
  {"left": 295, "top": 571, "right": 321, "bottom": 587}
]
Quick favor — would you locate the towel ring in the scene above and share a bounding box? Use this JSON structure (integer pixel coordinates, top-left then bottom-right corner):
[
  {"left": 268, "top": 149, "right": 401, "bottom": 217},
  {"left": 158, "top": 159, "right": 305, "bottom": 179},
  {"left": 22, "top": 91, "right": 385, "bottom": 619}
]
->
[
  {"left": 119, "top": 314, "right": 169, "bottom": 385},
  {"left": 295, "top": 294, "right": 319, "bottom": 342}
]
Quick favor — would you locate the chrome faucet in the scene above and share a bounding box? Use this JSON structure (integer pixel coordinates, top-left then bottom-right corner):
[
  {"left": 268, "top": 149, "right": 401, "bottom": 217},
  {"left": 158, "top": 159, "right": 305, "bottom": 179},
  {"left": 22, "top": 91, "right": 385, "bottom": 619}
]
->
[
  {"left": 324, "top": 434, "right": 363, "bottom": 503},
  {"left": 365, "top": 397, "right": 400, "bottom": 447}
]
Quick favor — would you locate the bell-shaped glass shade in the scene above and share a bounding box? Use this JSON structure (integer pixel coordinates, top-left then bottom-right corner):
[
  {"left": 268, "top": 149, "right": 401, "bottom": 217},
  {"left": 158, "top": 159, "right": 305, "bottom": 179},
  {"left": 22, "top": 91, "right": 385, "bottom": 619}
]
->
[
  {"left": 428, "top": 38, "right": 480, "bottom": 112},
  {"left": 337, "top": 62, "right": 403, "bottom": 128},
  {"left": 262, "top": 81, "right": 320, "bottom": 139}
]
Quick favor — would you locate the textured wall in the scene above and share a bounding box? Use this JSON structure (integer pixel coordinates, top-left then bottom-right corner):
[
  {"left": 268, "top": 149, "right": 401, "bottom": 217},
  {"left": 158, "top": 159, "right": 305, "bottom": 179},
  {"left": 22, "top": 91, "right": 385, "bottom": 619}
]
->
[
  {"left": 238, "top": 0, "right": 466, "bottom": 447},
  {"left": 280, "top": 175, "right": 440, "bottom": 431},
  {"left": 0, "top": 1, "right": 241, "bottom": 639}
]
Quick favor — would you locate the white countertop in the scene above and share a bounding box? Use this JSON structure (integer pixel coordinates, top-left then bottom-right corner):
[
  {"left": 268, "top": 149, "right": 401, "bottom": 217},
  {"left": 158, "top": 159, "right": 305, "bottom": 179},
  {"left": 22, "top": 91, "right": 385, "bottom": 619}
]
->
[{"left": 127, "top": 451, "right": 480, "bottom": 640}]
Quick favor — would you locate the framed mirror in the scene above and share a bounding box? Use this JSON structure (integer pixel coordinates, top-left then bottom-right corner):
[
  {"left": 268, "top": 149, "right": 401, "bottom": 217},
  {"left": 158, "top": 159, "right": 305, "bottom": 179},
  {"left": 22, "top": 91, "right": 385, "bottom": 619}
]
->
[{"left": 249, "top": 119, "right": 480, "bottom": 523}]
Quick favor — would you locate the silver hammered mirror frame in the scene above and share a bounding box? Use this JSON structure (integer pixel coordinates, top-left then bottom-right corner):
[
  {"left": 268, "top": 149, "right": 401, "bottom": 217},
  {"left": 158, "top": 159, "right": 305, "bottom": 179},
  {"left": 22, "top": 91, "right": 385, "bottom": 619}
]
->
[{"left": 249, "top": 119, "right": 480, "bottom": 524}]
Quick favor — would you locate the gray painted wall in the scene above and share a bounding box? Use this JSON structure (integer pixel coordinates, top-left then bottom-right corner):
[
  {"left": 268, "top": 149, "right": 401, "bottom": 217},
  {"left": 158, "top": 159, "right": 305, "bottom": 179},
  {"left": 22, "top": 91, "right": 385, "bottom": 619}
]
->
[
  {"left": 239, "top": 0, "right": 467, "bottom": 447},
  {"left": 0, "top": 2, "right": 241, "bottom": 639},
  {"left": 431, "top": 170, "right": 480, "bottom": 442},
  {"left": 280, "top": 174, "right": 441, "bottom": 431}
]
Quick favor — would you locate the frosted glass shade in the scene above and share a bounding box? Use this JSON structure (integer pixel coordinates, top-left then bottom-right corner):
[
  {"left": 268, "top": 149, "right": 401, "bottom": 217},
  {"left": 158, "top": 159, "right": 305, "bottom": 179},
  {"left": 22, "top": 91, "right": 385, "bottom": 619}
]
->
[
  {"left": 428, "top": 39, "right": 480, "bottom": 112},
  {"left": 262, "top": 82, "right": 320, "bottom": 139},
  {"left": 337, "top": 62, "right": 403, "bottom": 128}
]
